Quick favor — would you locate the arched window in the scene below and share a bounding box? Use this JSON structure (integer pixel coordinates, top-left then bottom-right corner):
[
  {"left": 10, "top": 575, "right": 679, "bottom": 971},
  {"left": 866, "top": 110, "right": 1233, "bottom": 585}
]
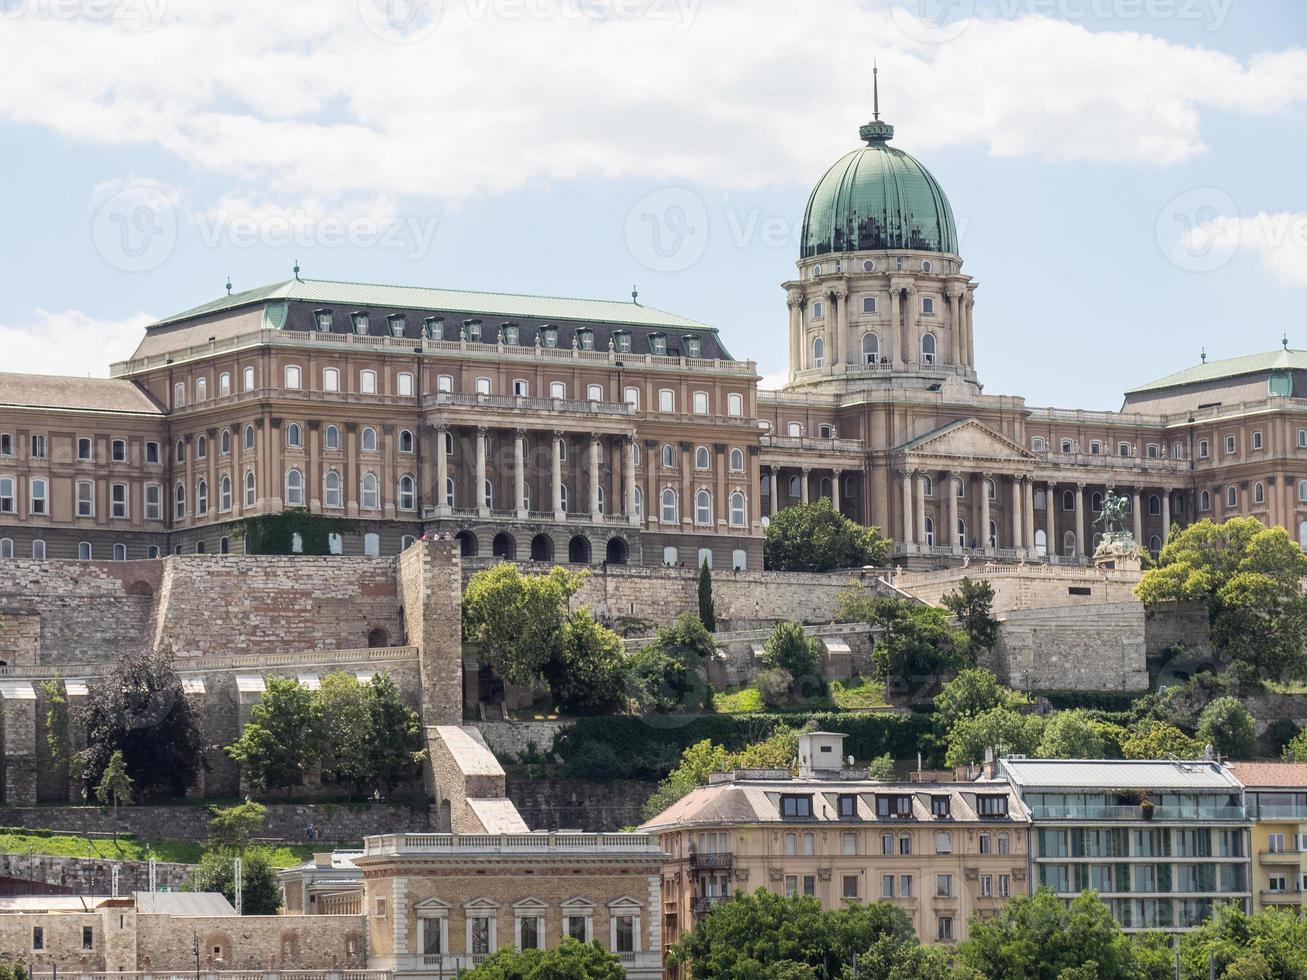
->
[
  {"left": 398, "top": 475, "right": 416, "bottom": 511},
  {"left": 922, "top": 475, "right": 934, "bottom": 497},
  {"left": 361, "top": 473, "right": 380, "bottom": 510},
  {"left": 695, "top": 489, "right": 712, "bottom": 525},
  {"left": 1034, "top": 489, "right": 1046, "bottom": 510},
  {"left": 244, "top": 470, "right": 256, "bottom": 507},
  {"left": 32, "top": 540, "right": 46, "bottom": 560},
  {"left": 220, "top": 429, "right": 231, "bottom": 455},
  {"left": 445, "top": 478, "right": 455, "bottom": 507},
  {"left": 954, "top": 477, "right": 965, "bottom": 499},
  {"left": 862, "top": 332, "right": 880, "bottom": 365},
  {"left": 484, "top": 479, "right": 494, "bottom": 510},
  {"left": 1034, "top": 529, "right": 1047, "bottom": 557},
  {"left": 1090, "top": 492, "right": 1103, "bottom": 512},
  {"left": 634, "top": 486, "right": 644, "bottom": 520},
  {"left": 1089, "top": 440, "right": 1102, "bottom": 455},
  {"left": 956, "top": 518, "right": 967, "bottom": 548},
  {"left": 243, "top": 424, "right": 255, "bottom": 450},
  {"left": 399, "top": 429, "right": 414, "bottom": 454},
  {"left": 360, "top": 369, "right": 377, "bottom": 394},
  {"left": 988, "top": 521, "right": 998, "bottom": 549},
  {"left": 1062, "top": 490, "right": 1075, "bottom": 512},
  {"left": 323, "top": 367, "right": 340, "bottom": 392},
  {"left": 1201, "top": 490, "right": 1211, "bottom": 511},
  {"left": 924, "top": 517, "right": 935, "bottom": 547},
  {"left": 661, "top": 488, "right": 678, "bottom": 524},
  {"left": 1148, "top": 495, "right": 1161, "bottom": 516},
  {"left": 0, "top": 538, "right": 11, "bottom": 559},
  {"left": 325, "top": 425, "right": 340, "bottom": 450},
  {"left": 219, "top": 475, "right": 232, "bottom": 511},
  {"left": 287, "top": 423, "right": 302, "bottom": 448},
  {"left": 1063, "top": 531, "right": 1077, "bottom": 557},
  {"left": 1149, "top": 535, "right": 1163, "bottom": 555},
  {"left": 242, "top": 366, "right": 255, "bottom": 391},
  {"left": 362, "top": 427, "right": 378, "bottom": 452},
  {"left": 195, "top": 377, "right": 208, "bottom": 401},
  {"left": 1226, "top": 486, "right": 1238, "bottom": 509},
  {"left": 729, "top": 448, "right": 745, "bottom": 472},
  {"left": 324, "top": 471, "right": 342, "bottom": 509},
  {"left": 727, "top": 393, "right": 743, "bottom": 416},
  {"left": 921, "top": 333, "right": 937, "bottom": 364},
  {"left": 729, "top": 492, "right": 746, "bottom": 527},
  {"left": 550, "top": 382, "right": 566, "bottom": 399},
  {"left": 560, "top": 484, "right": 569, "bottom": 512},
  {"left": 1032, "top": 437, "right": 1047, "bottom": 453},
  {"left": 286, "top": 468, "right": 304, "bottom": 506},
  {"left": 196, "top": 434, "right": 207, "bottom": 459},
  {"left": 788, "top": 475, "right": 802, "bottom": 497},
  {"left": 661, "top": 444, "right": 675, "bottom": 468},
  {"left": 196, "top": 479, "right": 208, "bottom": 515},
  {"left": 597, "top": 486, "right": 606, "bottom": 515},
  {"left": 695, "top": 446, "right": 710, "bottom": 470},
  {"left": 1300, "top": 522, "right": 1307, "bottom": 552},
  {"left": 784, "top": 832, "right": 797, "bottom": 856},
  {"left": 985, "top": 479, "right": 996, "bottom": 500},
  {"left": 175, "top": 482, "right": 186, "bottom": 519},
  {"left": 1300, "top": 481, "right": 1307, "bottom": 503},
  {"left": 812, "top": 337, "right": 825, "bottom": 369},
  {"left": 1254, "top": 482, "right": 1266, "bottom": 504}
]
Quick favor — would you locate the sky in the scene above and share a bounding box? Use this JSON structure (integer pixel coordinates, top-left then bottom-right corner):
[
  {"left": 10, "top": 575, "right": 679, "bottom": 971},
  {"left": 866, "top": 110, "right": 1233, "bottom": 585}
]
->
[{"left": 0, "top": 0, "right": 1305, "bottom": 409}]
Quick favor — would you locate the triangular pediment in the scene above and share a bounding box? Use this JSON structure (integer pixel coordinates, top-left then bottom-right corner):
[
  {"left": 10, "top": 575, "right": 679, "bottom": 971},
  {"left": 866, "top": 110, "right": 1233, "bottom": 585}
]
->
[{"left": 896, "top": 418, "right": 1036, "bottom": 463}]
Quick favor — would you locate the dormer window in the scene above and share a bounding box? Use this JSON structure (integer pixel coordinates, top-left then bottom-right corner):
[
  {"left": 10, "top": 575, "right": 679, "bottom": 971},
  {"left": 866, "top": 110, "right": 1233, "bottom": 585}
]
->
[
  {"left": 463, "top": 319, "right": 483, "bottom": 342},
  {"left": 387, "top": 314, "right": 406, "bottom": 337},
  {"left": 650, "top": 333, "right": 667, "bottom": 356},
  {"left": 931, "top": 796, "right": 951, "bottom": 818},
  {"left": 684, "top": 335, "right": 701, "bottom": 358},
  {"left": 500, "top": 322, "right": 520, "bottom": 345},
  {"left": 780, "top": 795, "right": 813, "bottom": 818},
  {"left": 838, "top": 794, "right": 858, "bottom": 819},
  {"left": 876, "top": 794, "right": 913, "bottom": 819},
  {"left": 539, "top": 325, "right": 558, "bottom": 348},
  {"left": 577, "top": 329, "right": 594, "bottom": 351},
  {"left": 351, "top": 312, "right": 369, "bottom": 335},
  {"left": 424, "top": 316, "right": 444, "bottom": 339},
  {"left": 977, "top": 795, "right": 1008, "bottom": 817},
  {"left": 613, "top": 331, "right": 632, "bottom": 353},
  {"left": 314, "top": 309, "right": 333, "bottom": 332}
]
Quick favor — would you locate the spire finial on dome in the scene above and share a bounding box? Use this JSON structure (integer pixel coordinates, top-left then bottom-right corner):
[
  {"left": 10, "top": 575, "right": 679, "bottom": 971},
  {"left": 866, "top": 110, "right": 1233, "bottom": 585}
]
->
[
  {"left": 860, "top": 62, "right": 895, "bottom": 144},
  {"left": 1284, "top": 333, "right": 1290, "bottom": 350},
  {"left": 1201, "top": 347, "right": 1207, "bottom": 364}
]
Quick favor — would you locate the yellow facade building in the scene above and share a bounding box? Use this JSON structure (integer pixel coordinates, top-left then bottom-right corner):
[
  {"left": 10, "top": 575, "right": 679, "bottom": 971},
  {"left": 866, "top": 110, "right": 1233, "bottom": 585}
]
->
[{"left": 1231, "top": 762, "right": 1307, "bottom": 911}]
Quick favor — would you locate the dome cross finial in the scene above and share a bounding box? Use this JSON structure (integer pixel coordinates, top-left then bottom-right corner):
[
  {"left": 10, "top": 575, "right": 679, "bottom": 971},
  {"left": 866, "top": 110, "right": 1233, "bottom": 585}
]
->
[{"left": 873, "top": 59, "right": 880, "bottom": 121}]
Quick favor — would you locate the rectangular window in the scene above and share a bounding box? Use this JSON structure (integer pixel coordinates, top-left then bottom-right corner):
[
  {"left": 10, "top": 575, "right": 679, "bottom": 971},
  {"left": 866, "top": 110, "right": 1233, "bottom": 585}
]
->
[
  {"left": 900, "top": 874, "right": 913, "bottom": 897},
  {"left": 838, "top": 795, "right": 857, "bottom": 819},
  {"left": 520, "top": 916, "right": 540, "bottom": 950},
  {"left": 659, "top": 389, "right": 675, "bottom": 413},
  {"left": 146, "top": 441, "right": 160, "bottom": 464},
  {"left": 842, "top": 832, "right": 857, "bottom": 855},
  {"left": 650, "top": 334, "right": 667, "bottom": 355},
  {"left": 876, "top": 795, "right": 912, "bottom": 818},
  {"left": 31, "top": 434, "right": 47, "bottom": 458},
  {"left": 780, "top": 795, "right": 812, "bottom": 818},
  {"left": 33, "top": 926, "right": 44, "bottom": 950},
  {"left": 112, "top": 439, "right": 126, "bottom": 462},
  {"left": 568, "top": 916, "right": 587, "bottom": 942},
  {"left": 977, "top": 795, "right": 1009, "bottom": 817},
  {"left": 937, "top": 916, "right": 953, "bottom": 942},
  {"left": 802, "top": 875, "right": 816, "bottom": 897},
  {"left": 614, "top": 331, "right": 632, "bottom": 353},
  {"left": 979, "top": 833, "right": 991, "bottom": 854},
  {"left": 999, "top": 874, "right": 1010, "bottom": 898},
  {"left": 615, "top": 916, "right": 635, "bottom": 954},
  {"left": 881, "top": 833, "right": 893, "bottom": 856},
  {"left": 111, "top": 483, "right": 128, "bottom": 519},
  {"left": 0, "top": 433, "right": 11, "bottom": 456},
  {"left": 935, "top": 832, "right": 952, "bottom": 854},
  {"left": 693, "top": 391, "right": 709, "bottom": 415},
  {"left": 1253, "top": 431, "right": 1263, "bottom": 450},
  {"left": 31, "top": 478, "right": 47, "bottom": 515},
  {"left": 842, "top": 875, "right": 858, "bottom": 899},
  {"left": 83, "top": 925, "right": 93, "bottom": 949},
  {"left": 145, "top": 484, "right": 162, "bottom": 521},
  {"left": 931, "top": 796, "right": 950, "bottom": 818},
  {"left": 881, "top": 874, "right": 895, "bottom": 898},
  {"left": 77, "top": 481, "right": 94, "bottom": 517},
  {"left": 784, "top": 874, "right": 798, "bottom": 898},
  {"left": 0, "top": 477, "right": 12, "bottom": 514},
  {"left": 862, "top": 297, "right": 877, "bottom": 314},
  {"left": 936, "top": 874, "right": 953, "bottom": 898},
  {"left": 899, "top": 835, "right": 912, "bottom": 856},
  {"left": 980, "top": 874, "right": 993, "bottom": 897},
  {"left": 422, "top": 919, "right": 443, "bottom": 955},
  {"left": 1225, "top": 435, "right": 1236, "bottom": 454}
]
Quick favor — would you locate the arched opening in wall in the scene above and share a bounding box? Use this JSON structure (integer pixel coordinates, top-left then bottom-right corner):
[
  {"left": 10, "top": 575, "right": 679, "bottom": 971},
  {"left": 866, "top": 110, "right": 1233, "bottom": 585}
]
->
[
  {"left": 1034, "top": 529, "right": 1048, "bottom": 558},
  {"left": 368, "top": 627, "right": 390, "bottom": 649},
  {"left": 605, "top": 537, "right": 629, "bottom": 565},
  {"left": 477, "top": 663, "right": 505, "bottom": 705},
  {"left": 568, "top": 536, "right": 591, "bottom": 564},
  {"left": 455, "top": 530, "right": 478, "bottom": 558},
  {"left": 1062, "top": 531, "right": 1077, "bottom": 557},
  {"left": 492, "top": 533, "right": 516, "bottom": 560},
  {"left": 530, "top": 534, "right": 554, "bottom": 562},
  {"left": 438, "top": 798, "right": 452, "bottom": 833},
  {"left": 1149, "top": 535, "right": 1163, "bottom": 557}
]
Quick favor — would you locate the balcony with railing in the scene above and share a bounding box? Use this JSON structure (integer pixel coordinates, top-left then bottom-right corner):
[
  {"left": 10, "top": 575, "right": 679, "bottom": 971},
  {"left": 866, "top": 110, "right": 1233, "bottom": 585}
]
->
[
  {"left": 691, "top": 895, "right": 732, "bottom": 915},
  {"left": 1028, "top": 804, "right": 1247, "bottom": 821},
  {"left": 759, "top": 434, "right": 866, "bottom": 455},
  {"left": 361, "top": 831, "right": 662, "bottom": 857},
  {"left": 688, "top": 850, "right": 734, "bottom": 870}
]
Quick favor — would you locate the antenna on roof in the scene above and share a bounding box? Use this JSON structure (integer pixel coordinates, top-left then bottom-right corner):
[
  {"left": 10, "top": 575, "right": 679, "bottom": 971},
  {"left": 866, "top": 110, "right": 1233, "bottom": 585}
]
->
[
  {"left": 293, "top": 259, "right": 302, "bottom": 282},
  {"left": 873, "top": 59, "right": 880, "bottom": 121},
  {"left": 225, "top": 276, "right": 232, "bottom": 296},
  {"left": 1200, "top": 347, "right": 1207, "bottom": 364},
  {"left": 1284, "top": 333, "right": 1290, "bottom": 350},
  {"left": 632, "top": 285, "right": 640, "bottom": 305}
]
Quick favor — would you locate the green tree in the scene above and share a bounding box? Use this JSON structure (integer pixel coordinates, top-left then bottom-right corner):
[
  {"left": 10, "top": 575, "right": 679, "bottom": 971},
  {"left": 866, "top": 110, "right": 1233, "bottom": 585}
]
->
[
  {"left": 1174, "top": 904, "right": 1307, "bottom": 978},
  {"left": 764, "top": 498, "right": 891, "bottom": 572},
  {"left": 873, "top": 604, "right": 968, "bottom": 688},
  {"left": 1196, "top": 696, "right": 1258, "bottom": 760},
  {"left": 643, "top": 729, "right": 797, "bottom": 820},
  {"left": 365, "top": 673, "right": 425, "bottom": 793},
  {"left": 206, "top": 801, "right": 267, "bottom": 850},
  {"left": 1284, "top": 728, "right": 1307, "bottom": 762},
  {"left": 1136, "top": 517, "right": 1307, "bottom": 685},
  {"left": 867, "top": 753, "right": 896, "bottom": 780},
  {"left": 78, "top": 648, "right": 203, "bottom": 800},
  {"left": 933, "top": 668, "right": 1027, "bottom": 732},
  {"left": 760, "top": 621, "right": 825, "bottom": 703},
  {"left": 225, "top": 675, "right": 319, "bottom": 794},
  {"left": 463, "top": 938, "right": 626, "bottom": 979},
  {"left": 1121, "top": 719, "right": 1205, "bottom": 760},
  {"left": 316, "top": 672, "right": 375, "bottom": 794},
  {"left": 940, "top": 577, "right": 1000, "bottom": 656},
  {"left": 956, "top": 890, "right": 1141, "bottom": 980},
  {"left": 40, "top": 676, "right": 74, "bottom": 798},
  {"left": 463, "top": 564, "right": 584, "bottom": 686},
  {"left": 626, "top": 613, "right": 715, "bottom": 714},
  {"left": 698, "top": 559, "right": 717, "bottom": 632},
  {"left": 185, "top": 847, "right": 281, "bottom": 915},
  {"left": 668, "top": 888, "right": 934, "bottom": 979},
  {"left": 1037, "top": 710, "right": 1107, "bottom": 760},
  {"left": 96, "top": 749, "right": 133, "bottom": 839},
  {"left": 548, "top": 610, "right": 627, "bottom": 716},
  {"left": 945, "top": 706, "right": 1045, "bottom": 768}
]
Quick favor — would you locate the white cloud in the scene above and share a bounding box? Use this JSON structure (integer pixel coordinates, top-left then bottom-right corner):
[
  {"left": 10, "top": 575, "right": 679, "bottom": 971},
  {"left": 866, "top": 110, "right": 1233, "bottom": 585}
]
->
[
  {"left": 0, "top": 0, "right": 1303, "bottom": 208},
  {"left": 757, "top": 371, "right": 789, "bottom": 391},
  {"left": 0, "top": 310, "right": 152, "bottom": 378},
  {"left": 1185, "top": 211, "right": 1307, "bottom": 285}
]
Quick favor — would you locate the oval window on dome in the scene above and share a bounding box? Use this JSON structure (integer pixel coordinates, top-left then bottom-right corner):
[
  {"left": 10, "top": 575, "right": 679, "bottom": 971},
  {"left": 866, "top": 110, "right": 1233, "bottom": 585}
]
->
[
  {"left": 922, "top": 259, "right": 933, "bottom": 273},
  {"left": 863, "top": 259, "right": 875, "bottom": 273}
]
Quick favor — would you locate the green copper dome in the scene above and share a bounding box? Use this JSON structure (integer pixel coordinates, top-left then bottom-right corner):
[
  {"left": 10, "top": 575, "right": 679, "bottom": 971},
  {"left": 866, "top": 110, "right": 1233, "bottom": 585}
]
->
[{"left": 801, "top": 118, "right": 959, "bottom": 258}]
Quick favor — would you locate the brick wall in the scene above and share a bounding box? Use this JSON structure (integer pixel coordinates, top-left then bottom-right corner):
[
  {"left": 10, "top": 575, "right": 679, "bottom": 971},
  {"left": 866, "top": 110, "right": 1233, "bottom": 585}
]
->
[{"left": 135, "top": 912, "right": 367, "bottom": 971}]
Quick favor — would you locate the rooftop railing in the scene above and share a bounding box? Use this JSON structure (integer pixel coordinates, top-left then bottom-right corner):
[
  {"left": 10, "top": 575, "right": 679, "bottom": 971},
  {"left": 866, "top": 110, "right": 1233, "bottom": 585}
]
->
[{"left": 361, "top": 832, "right": 660, "bottom": 856}]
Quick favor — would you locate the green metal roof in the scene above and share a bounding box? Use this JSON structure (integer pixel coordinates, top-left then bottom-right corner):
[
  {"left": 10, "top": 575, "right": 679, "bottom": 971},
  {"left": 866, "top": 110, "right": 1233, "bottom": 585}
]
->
[
  {"left": 151, "top": 278, "right": 714, "bottom": 332},
  {"left": 1127, "top": 348, "right": 1307, "bottom": 394}
]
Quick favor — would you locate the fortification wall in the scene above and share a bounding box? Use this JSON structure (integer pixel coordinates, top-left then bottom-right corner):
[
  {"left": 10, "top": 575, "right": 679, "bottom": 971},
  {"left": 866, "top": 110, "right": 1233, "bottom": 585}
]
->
[
  {"left": 991, "top": 601, "right": 1149, "bottom": 692},
  {"left": 506, "top": 778, "right": 657, "bottom": 832},
  {"left": 0, "top": 853, "right": 190, "bottom": 893},
  {"left": 893, "top": 563, "right": 1144, "bottom": 613}
]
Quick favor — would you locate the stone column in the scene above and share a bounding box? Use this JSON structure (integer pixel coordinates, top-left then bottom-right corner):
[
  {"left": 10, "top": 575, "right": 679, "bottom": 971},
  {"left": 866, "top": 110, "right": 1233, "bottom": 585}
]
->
[
  {"left": 552, "top": 431, "right": 564, "bottom": 518},
  {"left": 900, "top": 470, "right": 914, "bottom": 548},
  {"left": 964, "top": 296, "right": 976, "bottom": 366},
  {"left": 915, "top": 471, "right": 928, "bottom": 547},
  {"left": 905, "top": 286, "right": 919, "bottom": 363},
  {"left": 769, "top": 467, "right": 780, "bottom": 516},
  {"left": 1010, "top": 476, "right": 1022, "bottom": 551},
  {"left": 1132, "top": 489, "right": 1143, "bottom": 545},
  {"left": 890, "top": 290, "right": 904, "bottom": 369},
  {"left": 831, "top": 469, "right": 842, "bottom": 513},
  {"left": 800, "top": 468, "right": 810, "bottom": 505},
  {"left": 589, "top": 435, "right": 602, "bottom": 519},
  {"left": 786, "top": 293, "right": 802, "bottom": 381},
  {"left": 1023, "top": 478, "right": 1036, "bottom": 555},
  {"left": 514, "top": 430, "right": 527, "bottom": 518},
  {"left": 1046, "top": 482, "right": 1057, "bottom": 559},
  {"left": 948, "top": 471, "right": 960, "bottom": 554},
  {"left": 1074, "top": 483, "right": 1086, "bottom": 558},
  {"left": 1162, "top": 490, "right": 1172, "bottom": 544},
  {"left": 475, "top": 426, "right": 489, "bottom": 517},
  {"left": 435, "top": 426, "right": 450, "bottom": 516},
  {"left": 625, "top": 438, "right": 638, "bottom": 526},
  {"left": 980, "top": 473, "right": 992, "bottom": 554},
  {"left": 831, "top": 287, "right": 846, "bottom": 368}
]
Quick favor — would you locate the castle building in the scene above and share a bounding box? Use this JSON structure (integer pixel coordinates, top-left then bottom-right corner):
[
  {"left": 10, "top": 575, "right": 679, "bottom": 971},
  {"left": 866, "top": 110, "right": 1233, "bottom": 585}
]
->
[{"left": 5, "top": 102, "right": 1307, "bottom": 567}]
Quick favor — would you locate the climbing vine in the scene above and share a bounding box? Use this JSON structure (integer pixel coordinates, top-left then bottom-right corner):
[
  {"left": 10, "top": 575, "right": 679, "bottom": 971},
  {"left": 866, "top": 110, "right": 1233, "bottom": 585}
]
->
[{"left": 240, "top": 511, "right": 361, "bottom": 556}]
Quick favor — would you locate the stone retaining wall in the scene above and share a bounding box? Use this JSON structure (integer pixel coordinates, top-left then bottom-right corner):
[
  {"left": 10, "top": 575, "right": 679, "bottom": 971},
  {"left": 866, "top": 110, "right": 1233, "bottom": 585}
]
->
[
  {"left": 0, "top": 853, "right": 191, "bottom": 893},
  {"left": 506, "top": 779, "right": 658, "bottom": 832}
]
